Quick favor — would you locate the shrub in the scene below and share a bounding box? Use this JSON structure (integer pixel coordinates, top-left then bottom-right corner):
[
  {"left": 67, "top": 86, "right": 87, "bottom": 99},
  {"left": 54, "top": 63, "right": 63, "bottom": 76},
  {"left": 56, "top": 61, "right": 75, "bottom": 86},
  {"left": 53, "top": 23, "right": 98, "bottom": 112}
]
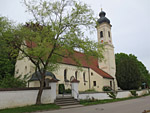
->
[
  {"left": 103, "top": 86, "right": 112, "bottom": 91},
  {"left": 65, "top": 88, "right": 71, "bottom": 94},
  {"left": 0, "top": 75, "right": 27, "bottom": 88},
  {"left": 58, "top": 84, "right": 65, "bottom": 94},
  {"left": 84, "top": 89, "right": 97, "bottom": 93},
  {"left": 107, "top": 92, "right": 117, "bottom": 99},
  {"left": 130, "top": 90, "right": 138, "bottom": 97}
]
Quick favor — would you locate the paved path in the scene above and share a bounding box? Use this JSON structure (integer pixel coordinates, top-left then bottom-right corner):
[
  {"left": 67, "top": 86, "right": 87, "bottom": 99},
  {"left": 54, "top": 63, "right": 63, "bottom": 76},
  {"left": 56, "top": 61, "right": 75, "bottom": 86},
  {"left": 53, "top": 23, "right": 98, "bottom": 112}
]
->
[{"left": 34, "top": 96, "right": 150, "bottom": 113}]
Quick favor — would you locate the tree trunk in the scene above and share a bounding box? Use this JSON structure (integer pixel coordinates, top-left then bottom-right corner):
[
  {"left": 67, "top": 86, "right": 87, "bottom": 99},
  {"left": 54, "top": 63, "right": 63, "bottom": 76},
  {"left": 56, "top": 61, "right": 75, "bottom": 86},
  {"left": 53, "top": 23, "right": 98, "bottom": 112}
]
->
[{"left": 36, "top": 79, "right": 44, "bottom": 105}]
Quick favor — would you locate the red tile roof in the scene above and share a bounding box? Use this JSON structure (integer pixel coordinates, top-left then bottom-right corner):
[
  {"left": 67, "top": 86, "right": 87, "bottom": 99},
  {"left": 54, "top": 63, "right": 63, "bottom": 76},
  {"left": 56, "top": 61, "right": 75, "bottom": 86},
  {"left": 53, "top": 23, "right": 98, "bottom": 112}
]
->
[
  {"left": 26, "top": 41, "right": 37, "bottom": 48},
  {"left": 62, "top": 51, "right": 113, "bottom": 79}
]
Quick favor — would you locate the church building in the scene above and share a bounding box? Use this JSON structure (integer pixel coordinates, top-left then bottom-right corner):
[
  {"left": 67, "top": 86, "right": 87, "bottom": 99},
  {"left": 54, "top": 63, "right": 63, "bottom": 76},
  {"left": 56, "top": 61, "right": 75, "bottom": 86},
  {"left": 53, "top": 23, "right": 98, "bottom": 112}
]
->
[{"left": 15, "top": 10, "right": 118, "bottom": 92}]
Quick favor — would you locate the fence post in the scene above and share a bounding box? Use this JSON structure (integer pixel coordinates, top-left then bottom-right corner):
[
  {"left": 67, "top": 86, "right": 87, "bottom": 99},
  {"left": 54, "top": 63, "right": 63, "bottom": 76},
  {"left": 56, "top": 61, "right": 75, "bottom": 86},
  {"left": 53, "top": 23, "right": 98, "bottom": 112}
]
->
[
  {"left": 49, "top": 78, "right": 58, "bottom": 102},
  {"left": 71, "top": 78, "right": 80, "bottom": 99}
]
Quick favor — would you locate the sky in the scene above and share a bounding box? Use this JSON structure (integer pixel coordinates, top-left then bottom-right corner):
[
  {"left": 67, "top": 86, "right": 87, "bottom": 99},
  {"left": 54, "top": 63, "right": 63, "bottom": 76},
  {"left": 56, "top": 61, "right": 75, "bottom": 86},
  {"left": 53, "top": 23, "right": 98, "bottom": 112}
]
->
[{"left": 0, "top": 0, "right": 150, "bottom": 71}]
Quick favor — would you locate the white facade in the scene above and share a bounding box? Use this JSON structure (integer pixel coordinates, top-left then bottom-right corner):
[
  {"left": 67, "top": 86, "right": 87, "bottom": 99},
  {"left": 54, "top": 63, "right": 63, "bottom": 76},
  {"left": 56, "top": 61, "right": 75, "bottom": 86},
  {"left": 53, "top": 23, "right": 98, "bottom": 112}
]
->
[{"left": 15, "top": 60, "right": 114, "bottom": 92}]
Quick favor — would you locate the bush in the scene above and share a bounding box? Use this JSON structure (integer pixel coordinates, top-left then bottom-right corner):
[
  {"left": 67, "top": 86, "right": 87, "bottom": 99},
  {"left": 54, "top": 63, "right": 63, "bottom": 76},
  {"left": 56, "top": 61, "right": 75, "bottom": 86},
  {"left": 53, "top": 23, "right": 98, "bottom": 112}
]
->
[
  {"left": 58, "top": 84, "right": 65, "bottom": 94},
  {"left": 107, "top": 92, "right": 117, "bottom": 99},
  {"left": 130, "top": 90, "right": 138, "bottom": 97},
  {"left": 84, "top": 89, "right": 97, "bottom": 93},
  {"left": 0, "top": 75, "right": 27, "bottom": 88},
  {"left": 65, "top": 88, "right": 71, "bottom": 94},
  {"left": 103, "top": 86, "right": 112, "bottom": 91}
]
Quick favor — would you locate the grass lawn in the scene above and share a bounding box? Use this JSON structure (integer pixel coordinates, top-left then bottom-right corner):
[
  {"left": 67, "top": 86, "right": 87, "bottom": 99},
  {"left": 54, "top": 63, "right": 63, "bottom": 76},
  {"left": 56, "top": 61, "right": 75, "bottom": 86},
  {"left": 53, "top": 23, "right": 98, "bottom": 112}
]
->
[
  {"left": 80, "top": 93, "right": 150, "bottom": 106},
  {"left": 0, "top": 104, "right": 60, "bottom": 113}
]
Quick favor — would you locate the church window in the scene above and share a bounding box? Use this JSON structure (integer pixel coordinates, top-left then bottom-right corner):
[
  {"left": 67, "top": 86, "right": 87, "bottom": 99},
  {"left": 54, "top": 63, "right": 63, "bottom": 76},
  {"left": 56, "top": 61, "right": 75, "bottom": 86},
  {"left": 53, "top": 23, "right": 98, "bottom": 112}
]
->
[
  {"left": 64, "top": 69, "right": 67, "bottom": 81},
  {"left": 110, "top": 81, "right": 112, "bottom": 87},
  {"left": 100, "top": 31, "right": 103, "bottom": 38},
  {"left": 83, "top": 72, "right": 86, "bottom": 82},
  {"left": 93, "top": 81, "right": 96, "bottom": 86},
  {"left": 108, "top": 31, "right": 111, "bottom": 38},
  {"left": 91, "top": 72, "right": 93, "bottom": 76},
  {"left": 75, "top": 71, "right": 78, "bottom": 80},
  {"left": 25, "top": 66, "right": 27, "bottom": 72}
]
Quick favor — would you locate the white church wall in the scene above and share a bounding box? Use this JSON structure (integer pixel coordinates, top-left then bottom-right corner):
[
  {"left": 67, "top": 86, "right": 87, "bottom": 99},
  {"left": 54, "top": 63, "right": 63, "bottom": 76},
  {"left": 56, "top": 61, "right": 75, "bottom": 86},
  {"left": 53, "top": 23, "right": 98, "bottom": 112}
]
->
[
  {"left": 103, "top": 78, "right": 113, "bottom": 89},
  {"left": 79, "top": 89, "right": 149, "bottom": 100},
  {"left": 79, "top": 92, "right": 111, "bottom": 100},
  {"left": 89, "top": 69, "right": 104, "bottom": 91},
  {"left": 0, "top": 88, "right": 54, "bottom": 110},
  {"left": 116, "top": 91, "right": 132, "bottom": 98},
  {"left": 29, "top": 81, "right": 40, "bottom": 87},
  {"left": 25, "top": 62, "right": 113, "bottom": 92},
  {"left": 15, "top": 56, "right": 32, "bottom": 80}
]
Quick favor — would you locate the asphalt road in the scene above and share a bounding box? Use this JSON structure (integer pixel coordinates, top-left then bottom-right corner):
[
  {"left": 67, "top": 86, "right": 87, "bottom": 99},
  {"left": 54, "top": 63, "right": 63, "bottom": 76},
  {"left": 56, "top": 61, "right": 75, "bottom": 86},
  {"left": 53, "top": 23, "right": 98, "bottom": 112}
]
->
[{"left": 34, "top": 95, "right": 150, "bottom": 113}]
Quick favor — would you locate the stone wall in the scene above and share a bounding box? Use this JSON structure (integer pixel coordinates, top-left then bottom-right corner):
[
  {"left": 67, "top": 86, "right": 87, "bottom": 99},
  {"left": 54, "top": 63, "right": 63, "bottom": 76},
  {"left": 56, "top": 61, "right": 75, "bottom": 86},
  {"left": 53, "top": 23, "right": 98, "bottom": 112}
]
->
[
  {"left": 78, "top": 89, "right": 149, "bottom": 100},
  {"left": 0, "top": 87, "right": 55, "bottom": 110}
]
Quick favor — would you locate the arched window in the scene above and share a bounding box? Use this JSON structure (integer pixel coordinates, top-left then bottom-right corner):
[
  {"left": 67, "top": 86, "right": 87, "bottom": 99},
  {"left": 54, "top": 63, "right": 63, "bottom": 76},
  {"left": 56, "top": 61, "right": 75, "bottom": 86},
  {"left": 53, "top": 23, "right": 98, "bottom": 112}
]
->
[
  {"left": 108, "top": 31, "right": 111, "bottom": 37},
  {"left": 75, "top": 71, "right": 78, "bottom": 80},
  {"left": 110, "top": 81, "right": 112, "bottom": 87},
  {"left": 100, "top": 31, "right": 103, "bottom": 38},
  {"left": 64, "top": 69, "right": 67, "bottom": 81},
  {"left": 83, "top": 72, "right": 86, "bottom": 82}
]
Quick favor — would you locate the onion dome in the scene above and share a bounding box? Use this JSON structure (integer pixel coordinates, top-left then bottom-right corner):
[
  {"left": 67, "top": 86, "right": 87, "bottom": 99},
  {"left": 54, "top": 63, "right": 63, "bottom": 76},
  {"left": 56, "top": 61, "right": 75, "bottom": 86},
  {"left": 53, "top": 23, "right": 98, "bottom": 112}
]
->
[{"left": 97, "top": 10, "right": 110, "bottom": 24}]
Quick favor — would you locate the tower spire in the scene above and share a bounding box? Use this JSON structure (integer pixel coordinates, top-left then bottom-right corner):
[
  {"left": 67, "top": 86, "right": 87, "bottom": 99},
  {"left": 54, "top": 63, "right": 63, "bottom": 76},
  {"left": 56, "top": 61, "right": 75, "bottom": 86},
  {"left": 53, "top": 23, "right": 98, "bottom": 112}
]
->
[
  {"left": 97, "top": 9, "right": 110, "bottom": 24},
  {"left": 100, "top": 4, "right": 103, "bottom": 11}
]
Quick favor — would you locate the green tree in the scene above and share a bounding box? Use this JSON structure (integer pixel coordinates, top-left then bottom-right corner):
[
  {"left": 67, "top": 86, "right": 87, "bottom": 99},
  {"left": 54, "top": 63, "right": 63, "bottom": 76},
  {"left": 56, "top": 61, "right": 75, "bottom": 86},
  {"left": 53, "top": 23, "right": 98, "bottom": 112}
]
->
[
  {"left": 130, "top": 55, "right": 150, "bottom": 88},
  {"left": 11, "top": 0, "right": 104, "bottom": 104},
  {"left": 0, "top": 75, "right": 27, "bottom": 88},
  {"left": 115, "top": 53, "right": 142, "bottom": 90},
  {"left": 0, "top": 16, "right": 18, "bottom": 78}
]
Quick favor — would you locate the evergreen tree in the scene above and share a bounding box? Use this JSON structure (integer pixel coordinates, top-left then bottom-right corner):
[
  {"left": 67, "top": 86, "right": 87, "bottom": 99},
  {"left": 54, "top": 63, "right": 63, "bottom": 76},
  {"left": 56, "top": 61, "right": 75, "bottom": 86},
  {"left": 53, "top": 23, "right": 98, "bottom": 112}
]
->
[{"left": 115, "top": 53, "right": 147, "bottom": 90}]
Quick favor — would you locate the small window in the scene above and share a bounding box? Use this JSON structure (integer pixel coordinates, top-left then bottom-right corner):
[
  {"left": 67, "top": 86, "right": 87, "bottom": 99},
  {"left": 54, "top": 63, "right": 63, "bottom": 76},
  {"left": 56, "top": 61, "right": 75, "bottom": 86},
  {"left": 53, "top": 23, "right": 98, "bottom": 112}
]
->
[
  {"left": 110, "top": 81, "right": 112, "bottom": 87},
  {"left": 25, "top": 66, "right": 27, "bottom": 72},
  {"left": 75, "top": 71, "right": 78, "bottom": 80},
  {"left": 16, "top": 69, "right": 19, "bottom": 74},
  {"left": 108, "top": 31, "right": 111, "bottom": 37},
  {"left": 93, "top": 81, "right": 96, "bottom": 86},
  {"left": 100, "top": 31, "right": 103, "bottom": 38},
  {"left": 64, "top": 69, "right": 67, "bottom": 81},
  {"left": 83, "top": 72, "right": 86, "bottom": 82},
  {"left": 91, "top": 72, "right": 93, "bottom": 76}
]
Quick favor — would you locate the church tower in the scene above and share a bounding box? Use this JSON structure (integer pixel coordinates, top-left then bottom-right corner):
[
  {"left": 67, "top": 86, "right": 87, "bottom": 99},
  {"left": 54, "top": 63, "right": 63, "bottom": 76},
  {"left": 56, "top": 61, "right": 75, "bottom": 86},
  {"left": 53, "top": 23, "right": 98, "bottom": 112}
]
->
[{"left": 97, "top": 10, "right": 118, "bottom": 89}]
